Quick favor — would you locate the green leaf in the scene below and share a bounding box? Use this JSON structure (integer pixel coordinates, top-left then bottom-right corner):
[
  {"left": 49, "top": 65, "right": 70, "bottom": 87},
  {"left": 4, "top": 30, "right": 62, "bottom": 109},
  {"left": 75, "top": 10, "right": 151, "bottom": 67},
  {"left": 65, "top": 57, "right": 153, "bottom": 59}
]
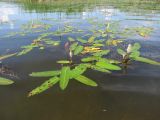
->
[
  {"left": 88, "top": 36, "right": 95, "bottom": 43},
  {"left": 45, "top": 40, "right": 60, "bottom": 46},
  {"left": 77, "top": 38, "right": 87, "bottom": 43},
  {"left": 106, "top": 23, "right": 111, "bottom": 32},
  {"left": 60, "top": 67, "right": 70, "bottom": 90},
  {"left": 81, "top": 56, "right": 100, "bottom": 62},
  {"left": 132, "top": 43, "right": 141, "bottom": 52},
  {"left": 0, "top": 77, "right": 14, "bottom": 85},
  {"left": 57, "top": 60, "right": 70, "bottom": 64},
  {"left": 70, "top": 64, "right": 87, "bottom": 78},
  {"left": 30, "top": 71, "right": 60, "bottom": 77},
  {"left": 89, "top": 65, "right": 111, "bottom": 73},
  {"left": 133, "top": 57, "right": 160, "bottom": 66},
  {"left": 74, "top": 45, "right": 84, "bottom": 55},
  {"left": 92, "top": 50, "right": 110, "bottom": 57},
  {"left": 39, "top": 47, "right": 44, "bottom": 50},
  {"left": 0, "top": 53, "right": 16, "bottom": 61},
  {"left": 68, "top": 37, "right": 75, "bottom": 42},
  {"left": 28, "top": 77, "right": 59, "bottom": 97},
  {"left": 53, "top": 42, "right": 60, "bottom": 46},
  {"left": 129, "top": 51, "right": 140, "bottom": 58},
  {"left": 96, "top": 61, "right": 121, "bottom": 70},
  {"left": 70, "top": 42, "right": 78, "bottom": 51},
  {"left": 105, "top": 59, "right": 121, "bottom": 64},
  {"left": 94, "top": 39, "right": 105, "bottom": 43},
  {"left": 74, "top": 75, "right": 97, "bottom": 87},
  {"left": 93, "top": 43, "right": 104, "bottom": 47},
  {"left": 17, "top": 47, "right": 33, "bottom": 56},
  {"left": 117, "top": 48, "right": 126, "bottom": 56}
]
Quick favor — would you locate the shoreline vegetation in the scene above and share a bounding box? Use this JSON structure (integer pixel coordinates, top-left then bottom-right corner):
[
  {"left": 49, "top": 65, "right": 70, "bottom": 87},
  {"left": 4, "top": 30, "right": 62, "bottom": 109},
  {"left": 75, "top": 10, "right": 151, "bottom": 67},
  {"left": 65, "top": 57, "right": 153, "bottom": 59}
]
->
[{"left": 3, "top": 0, "right": 160, "bottom": 13}]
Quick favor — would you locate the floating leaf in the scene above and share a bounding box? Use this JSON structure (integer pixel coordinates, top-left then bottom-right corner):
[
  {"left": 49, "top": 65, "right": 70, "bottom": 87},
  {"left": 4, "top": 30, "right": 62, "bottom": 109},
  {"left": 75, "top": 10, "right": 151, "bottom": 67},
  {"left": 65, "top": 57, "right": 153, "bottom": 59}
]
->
[
  {"left": 89, "top": 65, "right": 111, "bottom": 73},
  {"left": 74, "top": 75, "right": 97, "bottom": 87},
  {"left": 84, "top": 47, "right": 100, "bottom": 51},
  {"left": 81, "top": 56, "right": 100, "bottom": 62},
  {"left": 131, "top": 43, "right": 141, "bottom": 52},
  {"left": 0, "top": 77, "right": 14, "bottom": 85},
  {"left": 88, "top": 36, "right": 95, "bottom": 43},
  {"left": 77, "top": 38, "right": 87, "bottom": 43},
  {"left": 28, "top": 77, "right": 59, "bottom": 97},
  {"left": 57, "top": 60, "right": 70, "bottom": 64},
  {"left": 93, "top": 43, "right": 104, "bottom": 47},
  {"left": 106, "top": 23, "right": 112, "bottom": 32},
  {"left": 45, "top": 40, "right": 60, "bottom": 46},
  {"left": 139, "top": 32, "right": 147, "bottom": 37},
  {"left": 53, "top": 42, "right": 60, "bottom": 46},
  {"left": 17, "top": 47, "right": 33, "bottom": 56},
  {"left": 133, "top": 57, "right": 160, "bottom": 66},
  {"left": 70, "top": 42, "right": 78, "bottom": 51},
  {"left": 96, "top": 61, "right": 121, "bottom": 70},
  {"left": 74, "top": 45, "right": 84, "bottom": 55},
  {"left": 70, "top": 64, "right": 87, "bottom": 78},
  {"left": 117, "top": 48, "right": 126, "bottom": 56},
  {"left": 60, "top": 67, "right": 70, "bottom": 90},
  {"left": 82, "top": 47, "right": 101, "bottom": 54},
  {"left": 136, "top": 27, "right": 153, "bottom": 37},
  {"left": 94, "top": 39, "right": 105, "bottom": 43},
  {"left": 68, "top": 37, "right": 75, "bottom": 42},
  {"left": 105, "top": 59, "right": 121, "bottom": 64},
  {"left": 0, "top": 53, "right": 16, "bottom": 61},
  {"left": 92, "top": 50, "right": 110, "bottom": 57},
  {"left": 39, "top": 47, "right": 44, "bottom": 50},
  {"left": 106, "top": 39, "right": 123, "bottom": 46},
  {"left": 129, "top": 51, "right": 140, "bottom": 58},
  {"left": 30, "top": 71, "right": 60, "bottom": 77}
]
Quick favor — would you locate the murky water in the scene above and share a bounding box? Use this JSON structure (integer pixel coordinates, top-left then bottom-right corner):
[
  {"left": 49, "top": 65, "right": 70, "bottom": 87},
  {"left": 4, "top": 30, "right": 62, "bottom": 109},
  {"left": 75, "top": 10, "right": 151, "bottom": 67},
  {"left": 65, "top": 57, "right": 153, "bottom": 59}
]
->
[{"left": 0, "top": 0, "right": 160, "bottom": 120}]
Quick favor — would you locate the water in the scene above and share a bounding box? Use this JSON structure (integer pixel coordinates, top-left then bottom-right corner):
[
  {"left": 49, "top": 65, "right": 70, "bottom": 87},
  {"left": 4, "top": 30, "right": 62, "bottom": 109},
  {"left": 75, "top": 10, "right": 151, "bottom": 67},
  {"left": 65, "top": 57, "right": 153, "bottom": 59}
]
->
[{"left": 0, "top": 0, "right": 160, "bottom": 120}]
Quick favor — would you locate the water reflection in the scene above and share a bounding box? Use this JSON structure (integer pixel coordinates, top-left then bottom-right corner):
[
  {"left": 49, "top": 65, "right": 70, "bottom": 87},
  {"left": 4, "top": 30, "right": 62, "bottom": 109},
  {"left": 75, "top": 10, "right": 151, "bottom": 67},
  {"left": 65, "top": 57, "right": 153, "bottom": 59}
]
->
[{"left": 0, "top": 3, "right": 17, "bottom": 29}]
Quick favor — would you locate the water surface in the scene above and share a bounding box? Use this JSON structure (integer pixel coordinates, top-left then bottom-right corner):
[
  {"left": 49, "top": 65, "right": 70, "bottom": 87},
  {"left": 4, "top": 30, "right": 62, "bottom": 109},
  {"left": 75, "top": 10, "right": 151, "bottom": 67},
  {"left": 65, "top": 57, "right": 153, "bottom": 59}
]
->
[{"left": 0, "top": 0, "right": 160, "bottom": 120}]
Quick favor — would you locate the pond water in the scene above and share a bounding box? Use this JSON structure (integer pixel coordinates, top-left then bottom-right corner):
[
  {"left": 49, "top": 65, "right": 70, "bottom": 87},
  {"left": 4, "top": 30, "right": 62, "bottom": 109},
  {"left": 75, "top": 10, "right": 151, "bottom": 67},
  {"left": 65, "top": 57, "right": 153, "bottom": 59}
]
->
[{"left": 0, "top": 0, "right": 160, "bottom": 120}]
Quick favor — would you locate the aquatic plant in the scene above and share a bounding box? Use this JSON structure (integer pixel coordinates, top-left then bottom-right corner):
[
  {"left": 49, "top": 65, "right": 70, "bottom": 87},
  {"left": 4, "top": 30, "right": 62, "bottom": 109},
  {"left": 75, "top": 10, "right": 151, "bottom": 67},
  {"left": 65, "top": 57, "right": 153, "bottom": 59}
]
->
[
  {"left": 123, "top": 27, "right": 153, "bottom": 38},
  {"left": 29, "top": 64, "right": 97, "bottom": 96},
  {"left": 0, "top": 53, "right": 16, "bottom": 61},
  {"left": 117, "top": 43, "right": 160, "bottom": 65},
  {"left": 0, "top": 53, "right": 16, "bottom": 85},
  {"left": 28, "top": 40, "right": 160, "bottom": 96},
  {"left": 17, "top": 35, "right": 60, "bottom": 56},
  {"left": 1, "top": 18, "right": 160, "bottom": 96},
  {"left": 0, "top": 77, "right": 14, "bottom": 85}
]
